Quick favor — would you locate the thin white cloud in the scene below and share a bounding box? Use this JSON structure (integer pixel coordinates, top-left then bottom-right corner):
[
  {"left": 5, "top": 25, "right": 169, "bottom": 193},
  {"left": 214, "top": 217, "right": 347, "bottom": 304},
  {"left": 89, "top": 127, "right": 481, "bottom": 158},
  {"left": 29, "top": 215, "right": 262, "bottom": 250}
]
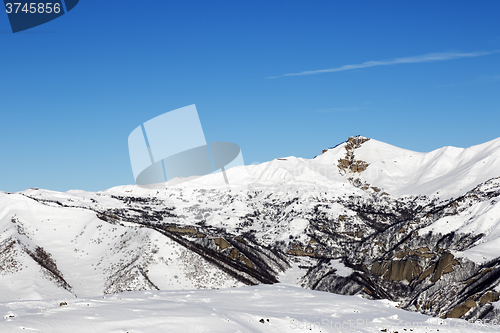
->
[{"left": 267, "top": 51, "right": 499, "bottom": 79}]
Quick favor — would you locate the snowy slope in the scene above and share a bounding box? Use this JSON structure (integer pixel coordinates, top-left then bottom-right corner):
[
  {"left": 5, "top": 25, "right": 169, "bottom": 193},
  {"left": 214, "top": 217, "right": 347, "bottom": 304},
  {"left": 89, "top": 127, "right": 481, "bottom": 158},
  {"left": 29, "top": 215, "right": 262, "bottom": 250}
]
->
[
  {"left": 419, "top": 179, "right": 500, "bottom": 263},
  {"left": 1, "top": 284, "right": 495, "bottom": 333},
  {"left": 0, "top": 192, "right": 243, "bottom": 302}
]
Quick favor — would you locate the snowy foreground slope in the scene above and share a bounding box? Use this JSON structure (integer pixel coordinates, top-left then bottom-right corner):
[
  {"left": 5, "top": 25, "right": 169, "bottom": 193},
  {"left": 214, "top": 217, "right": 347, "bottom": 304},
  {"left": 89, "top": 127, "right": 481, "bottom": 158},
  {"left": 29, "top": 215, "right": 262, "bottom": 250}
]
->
[
  {"left": 2, "top": 136, "right": 500, "bottom": 329},
  {"left": 2, "top": 284, "right": 498, "bottom": 333}
]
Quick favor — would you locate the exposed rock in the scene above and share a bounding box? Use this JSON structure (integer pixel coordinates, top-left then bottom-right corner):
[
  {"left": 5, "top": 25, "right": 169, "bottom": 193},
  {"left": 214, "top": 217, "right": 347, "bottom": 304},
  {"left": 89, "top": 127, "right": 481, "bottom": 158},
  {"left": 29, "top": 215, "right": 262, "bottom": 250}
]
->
[
  {"left": 214, "top": 238, "right": 231, "bottom": 250},
  {"left": 337, "top": 137, "right": 371, "bottom": 174},
  {"left": 445, "top": 299, "right": 477, "bottom": 318},
  {"left": 345, "top": 136, "right": 371, "bottom": 150},
  {"left": 372, "top": 260, "right": 422, "bottom": 282},
  {"left": 418, "top": 264, "right": 436, "bottom": 283},
  {"left": 228, "top": 248, "right": 254, "bottom": 269},
  {"left": 431, "top": 253, "right": 455, "bottom": 283},
  {"left": 287, "top": 242, "right": 317, "bottom": 257},
  {"left": 165, "top": 226, "right": 206, "bottom": 238},
  {"left": 480, "top": 291, "right": 500, "bottom": 305}
]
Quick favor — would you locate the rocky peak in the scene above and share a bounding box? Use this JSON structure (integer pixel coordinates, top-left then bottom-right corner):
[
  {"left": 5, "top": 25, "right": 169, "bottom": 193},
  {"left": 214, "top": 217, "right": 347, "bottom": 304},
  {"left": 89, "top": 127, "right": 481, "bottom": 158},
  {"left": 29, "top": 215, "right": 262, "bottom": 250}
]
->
[
  {"left": 345, "top": 136, "right": 370, "bottom": 151},
  {"left": 338, "top": 136, "right": 370, "bottom": 173},
  {"left": 320, "top": 135, "right": 371, "bottom": 155}
]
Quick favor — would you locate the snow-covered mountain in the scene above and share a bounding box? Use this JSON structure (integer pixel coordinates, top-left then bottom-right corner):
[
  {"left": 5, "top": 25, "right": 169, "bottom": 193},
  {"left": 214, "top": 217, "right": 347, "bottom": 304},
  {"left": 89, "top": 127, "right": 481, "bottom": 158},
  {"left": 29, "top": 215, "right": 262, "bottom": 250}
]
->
[
  {"left": 2, "top": 136, "right": 500, "bottom": 325},
  {"left": 158, "top": 135, "right": 500, "bottom": 199}
]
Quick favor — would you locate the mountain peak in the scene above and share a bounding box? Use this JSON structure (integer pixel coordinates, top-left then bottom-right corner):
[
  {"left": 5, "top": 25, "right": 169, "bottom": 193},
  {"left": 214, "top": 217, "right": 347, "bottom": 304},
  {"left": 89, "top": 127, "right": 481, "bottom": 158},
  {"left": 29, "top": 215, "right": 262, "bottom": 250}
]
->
[
  {"left": 320, "top": 135, "right": 371, "bottom": 156},
  {"left": 345, "top": 136, "right": 371, "bottom": 154}
]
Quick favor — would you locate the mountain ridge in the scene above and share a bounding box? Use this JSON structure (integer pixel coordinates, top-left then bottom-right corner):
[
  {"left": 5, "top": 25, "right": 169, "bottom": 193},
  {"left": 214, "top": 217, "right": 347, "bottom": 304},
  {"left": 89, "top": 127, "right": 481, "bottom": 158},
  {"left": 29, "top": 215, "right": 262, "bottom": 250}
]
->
[
  {"left": 2, "top": 136, "right": 500, "bottom": 323},
  {"left": 102, "top": 135, "right": 500, "bottom": 199}
]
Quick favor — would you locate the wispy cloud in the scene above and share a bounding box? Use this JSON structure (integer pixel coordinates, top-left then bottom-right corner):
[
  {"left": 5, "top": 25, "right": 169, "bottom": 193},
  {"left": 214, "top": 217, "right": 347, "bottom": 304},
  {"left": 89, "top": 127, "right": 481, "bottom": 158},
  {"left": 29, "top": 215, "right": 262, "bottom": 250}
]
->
[{"left": 268, "top": 51, "right": 499, "bottom": 79}]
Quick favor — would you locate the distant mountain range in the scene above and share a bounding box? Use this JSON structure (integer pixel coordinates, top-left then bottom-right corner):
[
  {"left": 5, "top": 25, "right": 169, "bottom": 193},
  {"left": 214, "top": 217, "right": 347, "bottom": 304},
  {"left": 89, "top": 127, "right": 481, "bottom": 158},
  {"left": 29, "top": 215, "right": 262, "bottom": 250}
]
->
[{"left": 2, "top": 136, "right": 500, "bottom": 322}]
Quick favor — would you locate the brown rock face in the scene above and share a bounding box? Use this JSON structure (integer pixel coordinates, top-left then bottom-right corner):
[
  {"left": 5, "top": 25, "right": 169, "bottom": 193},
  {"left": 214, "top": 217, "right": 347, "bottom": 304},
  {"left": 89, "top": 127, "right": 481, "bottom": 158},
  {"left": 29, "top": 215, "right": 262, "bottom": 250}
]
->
[
  {"left": 212, "top": 238, "right": 254, "bottom": 268},
  {"left": 214, "top": 238, "right": 231, "bottom": 250},
  {"left": 371, "top": 250, "right": 459, "bottom": 285},
  {"left": 431, "top": 253, "right": 455, "bottom": 283},
  {"left": 384, "top": 260, "right": 422, "bottom": 282},
  {"left": 287, "top": 242, "right": 317, "bottom": 257},
  {"left": 371, "top": 260, "right": 422, "bottom": 282},
  {"left": 164, "top": 226, "right": 206, "bottom": 238},
  {"left": 480, "top": 291, "right": 500, "bottom": 305},
  {"left": 345, "top": 136, "right": 371, "bottom": 150},
  {"left": 417, "top": 264, "right": 436, "bottom": 283},
  {"left": 445, "top": 299, "right": 477, "bottom": 318},
  {"left": 337, "top": 158, "right": 370, "bottom": 173},
  {"left": 228, "top": 248, "right": 254, "bottom": 269},
  {"left": 337, "top": 137, "right": 371, "bottom": 174}
]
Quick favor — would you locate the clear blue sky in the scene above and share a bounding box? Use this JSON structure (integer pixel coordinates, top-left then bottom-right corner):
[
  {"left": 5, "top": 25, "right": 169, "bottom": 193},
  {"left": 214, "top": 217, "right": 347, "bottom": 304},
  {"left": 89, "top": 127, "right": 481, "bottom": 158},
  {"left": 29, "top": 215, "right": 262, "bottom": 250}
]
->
[{"left": 1, "top": 1, "right": 499, "bottom": 192}]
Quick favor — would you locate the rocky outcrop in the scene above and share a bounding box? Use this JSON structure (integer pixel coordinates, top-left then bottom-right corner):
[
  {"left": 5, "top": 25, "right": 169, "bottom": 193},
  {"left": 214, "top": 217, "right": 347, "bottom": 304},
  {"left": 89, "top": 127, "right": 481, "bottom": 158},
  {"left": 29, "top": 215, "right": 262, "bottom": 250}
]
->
[
  {"left": 214, "top": 238, "right": 231, "bottom": 250},
  {"left": 446, "top": 299, "right": 478, "bottom": 318},
  {"left": 430, "top": 253, "right": 456, "bottom": 282},
  {"left": 337, "top": 136, "right": 371, "bottom": 174},
  {"left": 372, "top": 259, "right": 422, "bottom": 282},
  {"left": 480, "top": 291, "right": 500, "bottom": 305},
  {"left": 287, "top": 242, "right": 317, "bottom": 257}
]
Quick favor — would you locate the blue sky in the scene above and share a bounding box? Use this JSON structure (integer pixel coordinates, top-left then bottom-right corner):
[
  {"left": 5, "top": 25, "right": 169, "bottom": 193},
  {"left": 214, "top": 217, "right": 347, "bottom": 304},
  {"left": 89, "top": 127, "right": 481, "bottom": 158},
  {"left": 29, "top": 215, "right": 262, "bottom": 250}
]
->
[{"left": 1, "top": 1, "right": 499, "bottom": 192}]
